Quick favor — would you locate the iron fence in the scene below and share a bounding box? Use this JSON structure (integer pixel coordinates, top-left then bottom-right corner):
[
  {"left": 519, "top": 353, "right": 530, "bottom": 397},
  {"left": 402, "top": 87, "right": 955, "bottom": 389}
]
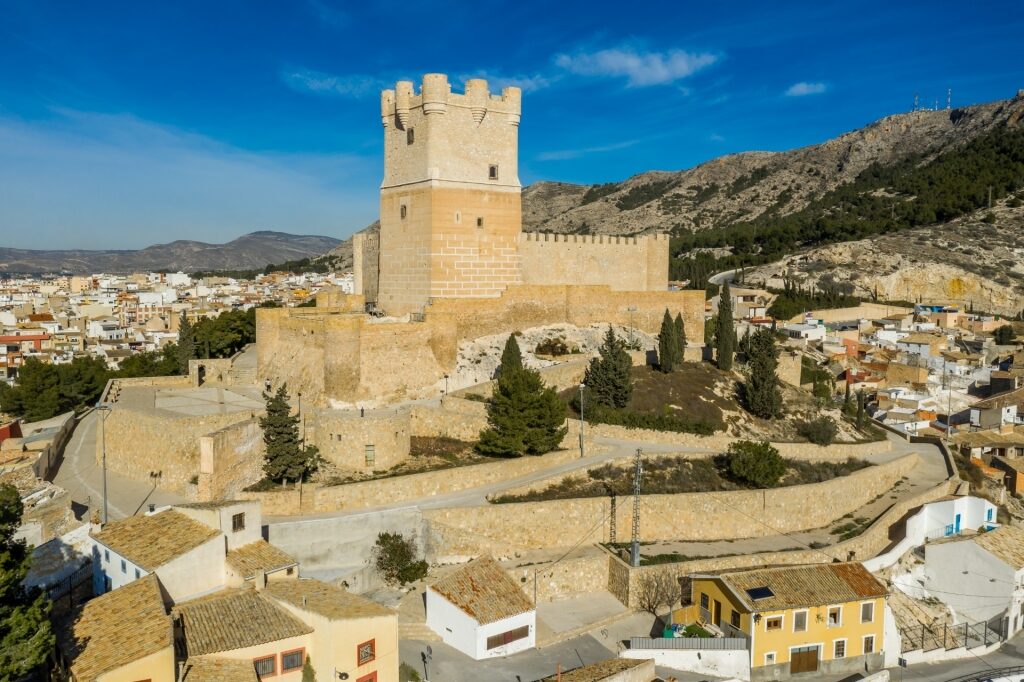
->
[
  {"left": 901, "top": 619, "right": 1002, "bottom": 653},
  {"left": 630, "top": 636, "right": 749, "bottom": 651},
  {"left": 44, "top": 560, "right": 92, "bottom": 601}
]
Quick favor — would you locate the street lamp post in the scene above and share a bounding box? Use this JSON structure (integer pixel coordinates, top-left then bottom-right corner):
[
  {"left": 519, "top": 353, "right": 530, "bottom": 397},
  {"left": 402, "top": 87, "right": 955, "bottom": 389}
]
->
[
  {"left": 444, "top": 374, "right": 449, "bottom": 396},
  {"left": 579, "top": 382, "right": 586, "bottom": 459}
]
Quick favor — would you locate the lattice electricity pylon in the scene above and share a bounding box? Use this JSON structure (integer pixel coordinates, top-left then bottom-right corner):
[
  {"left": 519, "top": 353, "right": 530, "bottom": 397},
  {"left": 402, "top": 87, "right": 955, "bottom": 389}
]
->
[{"left": 630, "top": 448, "right": 643, "bottom": 567}]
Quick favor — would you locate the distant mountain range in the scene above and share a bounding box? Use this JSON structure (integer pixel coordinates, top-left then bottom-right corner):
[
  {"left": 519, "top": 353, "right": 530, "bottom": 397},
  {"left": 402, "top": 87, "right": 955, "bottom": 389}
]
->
[{"left": 0, "top": 231, "right": 341, "bottom": 275}]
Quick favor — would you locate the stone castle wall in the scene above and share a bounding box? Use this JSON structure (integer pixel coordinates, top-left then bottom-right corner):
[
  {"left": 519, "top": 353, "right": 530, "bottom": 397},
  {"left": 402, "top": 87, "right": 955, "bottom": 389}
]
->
[
  {"left": 311, "top": 407, "right": 411, "bottom": 472},
  {"left": 198, "top": 418, "right": 264, "bottom": 500},
  {"left": 257, "top": 286, "right": 704, "bottom": 405},
  {"left": 519, "top": 232, "right": 669, "bottom": 293},
  {"left": 352, "top": 231, "right": 379, "bottom": 305},
  {"left": 422, "top": 453, "right": 920, "bottom": 555}
]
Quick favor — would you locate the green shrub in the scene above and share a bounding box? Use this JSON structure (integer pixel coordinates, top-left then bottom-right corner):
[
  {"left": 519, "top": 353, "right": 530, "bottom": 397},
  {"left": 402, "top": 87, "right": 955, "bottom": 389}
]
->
[
  {"left": 796, "top": 416, "right": 839, "bottom": 445},
  {"left": 585, "top": 403, "right": 718, "bottom": 435},
  {"left": 535, "top": 336, "right": 571, "bottom": 356},
  {"left": 372, "top": 532, "right": 427, "bottom": 586},
  {"left": 726, "top": 440, "right": 785, "bottom": 488}
]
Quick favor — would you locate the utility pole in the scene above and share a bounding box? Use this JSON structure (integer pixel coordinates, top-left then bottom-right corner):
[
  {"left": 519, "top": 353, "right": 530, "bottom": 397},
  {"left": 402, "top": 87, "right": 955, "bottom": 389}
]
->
[
  {"left": 578, "top": 382, "right": 586, "bottom": 459},
  {"left": 988, "top": 185, "right": 994, "bottom": 209},
  {"left": 96, "top": 403, "right": 113, "bottom": 524},
  {"left": 630, "top": 448, "right": 643, "bottom": 568},
  {"left": 609, "top": 490, "right": 617, "bottom": 544}
]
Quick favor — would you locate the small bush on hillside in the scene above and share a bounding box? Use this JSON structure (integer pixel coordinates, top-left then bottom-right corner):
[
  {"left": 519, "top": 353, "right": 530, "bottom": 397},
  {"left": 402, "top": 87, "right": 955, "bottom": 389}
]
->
[
  {"left": 583, "top": 402, "right": 718, "bottom": 435},
  {"left": 535, "top": 336, "right": 571, "bottom": 356},
  {"left": 726, "top": 440, "right": 786, "bottom": 488},
  {"left": 372, "top": 532, "right": 428, "bottom": 586},
  {"left": 796, "top": 416, "right": 839, "bottom": 445}
]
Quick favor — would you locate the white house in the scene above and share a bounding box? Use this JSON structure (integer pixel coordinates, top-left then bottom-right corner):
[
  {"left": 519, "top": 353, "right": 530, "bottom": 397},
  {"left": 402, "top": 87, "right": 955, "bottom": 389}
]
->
[
  {"left": 91, "top": 500, "right": 296, "bottom": 602},
  {"left": 426, "top": 555, "right": 536, "bottom": 660},
  {"left": 924, "top": 524, "right": 1024, "bottom": 636},
  {"left": 782, "top": 322, "right": 826, "bottom": 344}
]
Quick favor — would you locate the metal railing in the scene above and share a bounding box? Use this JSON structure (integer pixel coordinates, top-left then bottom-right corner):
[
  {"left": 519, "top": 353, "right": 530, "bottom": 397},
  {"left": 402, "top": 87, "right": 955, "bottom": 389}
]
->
[
  {"left": 943, "top": 664, "right": 1024, "bottom": 682},
  {"left": 902, "top": 619, "right": 1002, "bottom": 653},
  {"left": 44, "top": 560, "right": 92, "bottom": 601},
  {"left": 630, "top": 636, "right": 749, "bottom": 651}
]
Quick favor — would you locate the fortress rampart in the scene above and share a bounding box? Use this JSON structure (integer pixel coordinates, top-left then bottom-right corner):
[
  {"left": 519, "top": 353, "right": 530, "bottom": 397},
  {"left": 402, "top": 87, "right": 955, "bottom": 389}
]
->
[{"left": 518, "top": 232, "right": 669, "bottom": 292}]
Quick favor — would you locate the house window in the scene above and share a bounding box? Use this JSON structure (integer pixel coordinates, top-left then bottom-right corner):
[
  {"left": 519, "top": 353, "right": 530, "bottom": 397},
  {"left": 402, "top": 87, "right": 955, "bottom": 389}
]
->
[
  {"left": 356, "top": 673, "right": 378, "bottom": 682},
  {"left": 863, "top": 635, "right": 875, "bottom": 654},
  {"left": 486, "top": 625, "right": 530, "bottom": 650},
  {"left": 489, "top": 164, "right": 498, "bottom": 180},
  {"left": 987, "top": 507, "right": 994, "bottom": 521},
  {"left": 765, "top": 616, "right": 783, "bottom": 631},
  {"left": 232, "top": 512, "right": 245, "bottom": 532},
  {"left": 400, "top": 204, "right": 407, "bottom": 220},
  {"left": 120, "top": 559, "right": 127, "bottom": 574},
  {"left": 861, "top": 602, "right": 875, "bottom": 623},
  {"left": 700, "top": 592, "right": 709, "bottom": 610},
  {"left": 407, "top": 128, "right": 414, "bottom": 144},
  {"left": 764, "top": 652, "right": 776, "bottom": 665},
  {"left": 135, "top": 569, "right": 141, "bottom": 579},
  {"left": 365, "top": 444, "right": 375, "bottom": 467},
  {"left": 281, "top": 648, "right": 304, "bottom": 672},
  {"left": 253, "top": 656, "right": 275, "bottom": 676},
  {"left": 357, "top": 639, "right": 376, "bottom": 666},
  {"left": 828, "top": 606, "right": 842, "bottom": 627},
  {"left": 730, "top": 610, "right": 741, "bottom": 629},
  {"left": 834, "top": 639, "right": 846, "bottom": 658},
  {"left": 476, "top": 217, "right": 484, "bottom": 228},
  {"left": 104, "top": 549, "right": 109, "bottom": 562},
  {"left": 793, "top": 610, "right": 808, "bottom": 632}
]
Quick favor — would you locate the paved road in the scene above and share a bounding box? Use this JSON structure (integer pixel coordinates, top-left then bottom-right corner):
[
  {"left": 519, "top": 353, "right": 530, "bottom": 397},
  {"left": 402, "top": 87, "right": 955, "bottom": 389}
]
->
[{"left": 52, "top": 410, "right": 184, "bottom": 521}]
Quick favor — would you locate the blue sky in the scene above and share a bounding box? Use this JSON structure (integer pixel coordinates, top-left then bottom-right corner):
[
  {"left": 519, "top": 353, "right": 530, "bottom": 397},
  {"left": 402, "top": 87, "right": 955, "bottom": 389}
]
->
[{"left": 1, "top": 1, "right": 1022, "bottom": 250}]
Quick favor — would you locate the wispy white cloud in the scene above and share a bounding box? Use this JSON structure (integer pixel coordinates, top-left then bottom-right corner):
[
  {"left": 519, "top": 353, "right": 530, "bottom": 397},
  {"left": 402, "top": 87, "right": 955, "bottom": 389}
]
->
[
  {"left": 784, "top": 81, "right": 828, "bottom": 97},
  {"left": 537, "top": 139, "right": 640, "bottom": 162},
  {"left": 281, "top": 69, "right": 386, "bottom": 98},
  {"left": 709, "top": 133, "right": 725, "bottom": 142},
  {"left": 307, "top": 0, "right": 347, "bottom": 28},
  {"left": 0, "top": 110, "right": 377, "bottom": 249},
  {"left": 554, "top": 46, "right": 718, "bottom": 87},
  {"left": 457, "top": 71, "right": 554, "bottom": 93}
]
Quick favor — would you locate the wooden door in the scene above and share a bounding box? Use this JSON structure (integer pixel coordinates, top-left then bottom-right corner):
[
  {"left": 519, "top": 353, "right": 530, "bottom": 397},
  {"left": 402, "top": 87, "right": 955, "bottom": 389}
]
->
[
  {"left": 790, "top": 646, "right": 819, "bottom": 674},
  {"left": 713, "top": 599, "right": 722, "bottom": 626}
]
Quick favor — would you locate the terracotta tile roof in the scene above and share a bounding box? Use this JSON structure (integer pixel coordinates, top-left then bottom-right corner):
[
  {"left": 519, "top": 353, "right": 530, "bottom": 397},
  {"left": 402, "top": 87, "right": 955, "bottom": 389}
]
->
[
  {"left": 174, "top": 589, "right": 313, "bottom": 656},
  {"left": 429, "top": 555, "right": 534, "bottom": 625},
  {"left": 175, "top": 500, "right": 251, "bottom": 510},
  {"left": 265, "top": 578, "right": 394, "bottom": 620},
  {"left": 544, "top": 658, "right": 651, "bottom": 681},
  {"left": 975, "top": 387, "right": 1024, "bottom": 410},
  {"left": 182, "top": 657, "right": 259, "bottom": 681},
  {"left": 974, "top": 525, "right": 1024, "bottom": 569},
  {"left": 226, "top": 540, "right": 297, "bottom": 579},
  {"left": 710, "top": 562, "right": 887, "bottom": 612},
  {"left": 58, "top": 574, "right": 172, "bottom": 681},
  {"left": 92, "top": 510, "right": 220, "bottom": 571}
]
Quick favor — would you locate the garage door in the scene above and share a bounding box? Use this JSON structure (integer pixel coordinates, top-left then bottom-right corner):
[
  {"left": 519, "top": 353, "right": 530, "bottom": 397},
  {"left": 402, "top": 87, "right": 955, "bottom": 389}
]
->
[{"left": 791, "top": 646, "right": 819, "bottom": 674}]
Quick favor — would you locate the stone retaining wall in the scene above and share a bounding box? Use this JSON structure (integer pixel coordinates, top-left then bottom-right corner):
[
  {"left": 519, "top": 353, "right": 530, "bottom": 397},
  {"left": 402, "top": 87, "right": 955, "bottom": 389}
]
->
[
  {"left": 237, "top": 485, "right": 304, "bottom": 516},
  {"left": 409, "top": 398, "right": 487, "bottom": 441},
  {"left": 423, "top": 454, "right": 921, "bottom": 555},
  {"left": 607, "top": 473, "right": 955, "bottom": 608},
  {"left": 197, "top": 418, "right": 264, "bottom": 501}
]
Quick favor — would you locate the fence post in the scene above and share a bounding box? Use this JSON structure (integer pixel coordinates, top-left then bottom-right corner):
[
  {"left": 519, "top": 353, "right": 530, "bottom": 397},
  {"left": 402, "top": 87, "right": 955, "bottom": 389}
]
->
[{"left": 963, "top": 622, "right": 968, "bottom": 647}]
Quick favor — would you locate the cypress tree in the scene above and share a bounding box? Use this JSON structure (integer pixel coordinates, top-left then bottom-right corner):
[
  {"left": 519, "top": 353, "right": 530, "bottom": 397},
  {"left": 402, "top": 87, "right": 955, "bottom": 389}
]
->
[
  {"left": 260, "top": 384, "right": 321, "bottom": 482},
  {"left": 704, "top": 313, "right": 717, "bottom": 348},
  {"left": 857, "top": 390, "right": 865, "bottom": 429},
  {"left": 658, "top": 309, "right": 678, "bottom": 373},
  {"left": 478, "top": 336, "right": 567, "bottom": 457},
  {"left": 0, "top": 484, "right": 54, "bottom": 678},
  {"left": 584, "top": 327, "right": 633, "bottom": 408},
  {"left": 716, "top": 281, "right": 736, "bottom": 371},
  {"left": 745, "top": 328, "right": 783, "bottom": 419},
  {"left": 176, "top": 311, "right": 195, "bottom": 375},
  {"left": 843, "top": 380, "right": 852, "bottom": 414},
  {"left": 674, "top": 313, "right": 686, "bottom": 361},
  {"left": 739, "top": 327, "right": 751, "bottom": 360}
]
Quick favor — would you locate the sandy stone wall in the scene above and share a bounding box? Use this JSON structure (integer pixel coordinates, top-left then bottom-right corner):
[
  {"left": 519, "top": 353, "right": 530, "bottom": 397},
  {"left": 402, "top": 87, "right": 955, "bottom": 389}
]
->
[
  {"left": 311, "top": 407, "right": 410, "bottom": 471},
  {"left": 422, "top": 454, "right": 921, "bottom": 555},
  {"left": 409, "top": 398, "right": 487, "bottom": 441},
  {"left": 188, "top": 358, "right": 233, "bottom": 386},
  {"left": 197, "top": 418, "right": 264, "bottom": 501},
  {"left": 237, "top": 485, "right": 304, "bottom": 516},
  {"left": 519, "top": 232, "right": 669, "bottom": 292},
  {"left": 607, "top": 474, "right": 955, "bottom": 608},
  {"left": 503, "top": 551, "right": 610, "bottom": 603},
  {"left": 352, "top": 231, "right": 379, "bottom": 303}
]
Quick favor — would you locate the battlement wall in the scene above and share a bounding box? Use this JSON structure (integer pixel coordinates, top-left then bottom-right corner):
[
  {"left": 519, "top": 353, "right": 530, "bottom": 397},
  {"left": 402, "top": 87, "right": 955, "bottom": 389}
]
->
[{"left": 518, "top": 231, "right": 669, "bottom": 292}]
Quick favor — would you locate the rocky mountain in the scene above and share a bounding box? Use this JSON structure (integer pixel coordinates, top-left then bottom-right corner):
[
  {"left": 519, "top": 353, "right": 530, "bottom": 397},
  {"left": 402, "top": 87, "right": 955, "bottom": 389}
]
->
[{"left": 0, "top": 231, "right": 340, "bottom": 275}]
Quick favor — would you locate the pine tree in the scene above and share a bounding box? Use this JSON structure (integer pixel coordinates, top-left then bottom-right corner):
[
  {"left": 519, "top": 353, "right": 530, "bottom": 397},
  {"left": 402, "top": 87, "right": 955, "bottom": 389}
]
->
[
  {"left": 703, "top": 313, "right": 717, "bottom": 348},
  {"left": 176, "top": 311, "right": 195, "bottom": 375},
  {"left": 584, "top": 327, "right": 633, "bottom": 408},
  {"left": 477, "top": 336, "right": 567, "bottom": 457},
  {"left": 744, "top": 328, "right": 783, "bottom": 419},
  {"left": 674, "top": 313, "right": 686, "bottom": 361},
  {"left": 0, "top": 484, "right": 54, "bottom": 678},
  {"left": 259, "top": 384, "right": 321, "bottom": 482},
  {"left": 657, "top": 309, "right": 678, "bottom": 373},
  {"left": 716, "top": 281, "right": 736, "bottom": 371}
]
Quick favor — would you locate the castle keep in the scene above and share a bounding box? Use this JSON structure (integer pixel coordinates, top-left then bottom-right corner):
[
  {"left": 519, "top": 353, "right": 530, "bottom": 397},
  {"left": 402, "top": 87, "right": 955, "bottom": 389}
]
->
[
  {"left": 260, "top": 74, "right": 703, "bottom": 404},
  {"left": 358, "top": 74, "right": 669, "bottom": 315}
]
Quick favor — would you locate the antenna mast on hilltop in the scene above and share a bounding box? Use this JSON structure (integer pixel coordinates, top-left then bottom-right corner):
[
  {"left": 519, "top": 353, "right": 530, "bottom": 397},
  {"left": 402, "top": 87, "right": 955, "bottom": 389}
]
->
[
  {"left": 947, "top": 88, "right": 952, "bottom": 110},
  {"left": 630, "top": 448, "right": 643, "bottom": 568}
]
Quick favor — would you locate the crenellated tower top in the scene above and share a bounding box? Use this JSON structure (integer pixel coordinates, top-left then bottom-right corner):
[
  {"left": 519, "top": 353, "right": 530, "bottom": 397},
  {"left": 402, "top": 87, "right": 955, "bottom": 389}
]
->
[{"left": 380, "top": 74, "right": 521, "bottom": 129}]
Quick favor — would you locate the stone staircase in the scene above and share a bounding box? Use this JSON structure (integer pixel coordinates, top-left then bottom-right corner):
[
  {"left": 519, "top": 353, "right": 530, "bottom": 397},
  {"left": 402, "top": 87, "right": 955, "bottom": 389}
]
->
[
  {"left": 398, "top": 621, "right": 441, "bottom": 642},
  {"left": 397, "top": 585, "right": 441, "bottom": 642},
  {"left": 228, "top": 366, "right": 257, "bottom": 386}
]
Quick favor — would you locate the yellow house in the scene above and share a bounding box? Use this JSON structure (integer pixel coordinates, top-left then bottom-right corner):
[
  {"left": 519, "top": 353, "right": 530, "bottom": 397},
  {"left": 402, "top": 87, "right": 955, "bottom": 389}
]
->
[{"left": 689, "top": 562, "right": 887, "bottom": 679}]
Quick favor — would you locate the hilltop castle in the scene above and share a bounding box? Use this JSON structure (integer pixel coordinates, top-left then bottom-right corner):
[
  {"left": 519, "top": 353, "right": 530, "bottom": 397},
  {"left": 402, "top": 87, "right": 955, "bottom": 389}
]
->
[{"left": 258, "top": 75, "right": 703, "bottom": 404}]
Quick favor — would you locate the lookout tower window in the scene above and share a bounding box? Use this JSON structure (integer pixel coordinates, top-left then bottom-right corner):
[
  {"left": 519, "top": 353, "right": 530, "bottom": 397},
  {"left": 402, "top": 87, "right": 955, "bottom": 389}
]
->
[
  {"left": 400, "top": 204, "right": 407, "bottom": 220},
  {"left": 406, "top": 128, "right": 414, "bottom": 144},
  {"left": 489, "top": 164, "right": 499, "bottom": 180},
  {"left": 455, "top": 211, "right": 461, "bottom": 224},
  {"left": 476, "top": 217, "right": 484, "bottom": 228}
]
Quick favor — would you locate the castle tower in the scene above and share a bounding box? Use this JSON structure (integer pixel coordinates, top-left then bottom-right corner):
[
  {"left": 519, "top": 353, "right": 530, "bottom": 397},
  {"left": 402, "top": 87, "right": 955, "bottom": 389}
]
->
[{"left": 376, "top": 74, "right": 523, "bottom": 315}]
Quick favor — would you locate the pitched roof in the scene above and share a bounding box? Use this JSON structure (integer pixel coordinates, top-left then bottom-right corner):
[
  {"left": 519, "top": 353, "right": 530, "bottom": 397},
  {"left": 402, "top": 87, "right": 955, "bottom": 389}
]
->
[
  {"left": 429, "top": 555, "right": 534, "bottom": 625},
  {"left": 174, "top": 589, "right": 313, "bottom": 656},
  {"left": 975, "top": 386, "right": 1024, "bottom": 410},
  {"left": 265, "top": 578, "right": 394, "bottom": 620},
  {"left": 974, "top": 525, "right": 1024, "bottom": 569},
  {"left": 226, "top": 540, "right": 297, "bottom": 579},
  {"left": 92, "top": 510, "right": 220, "bottom": 571},
  {"left": 182, "top": 658, "right": 259, "bottom": 682},
  {"left": 709, "top": 562, "right": 887, "bottom": 612},
  {"left": 175, "top": 500, "right": 251, "bottom": 510},
  {"left": 58, "top": 574, "right": 172, "bottom": 681}
]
